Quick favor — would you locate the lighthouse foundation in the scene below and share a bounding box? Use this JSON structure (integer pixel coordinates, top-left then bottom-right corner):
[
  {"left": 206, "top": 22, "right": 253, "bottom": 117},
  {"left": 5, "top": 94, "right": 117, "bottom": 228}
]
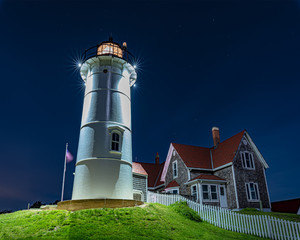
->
[{"left": 57, "top": 198, "right": 143, "bottom": 211}]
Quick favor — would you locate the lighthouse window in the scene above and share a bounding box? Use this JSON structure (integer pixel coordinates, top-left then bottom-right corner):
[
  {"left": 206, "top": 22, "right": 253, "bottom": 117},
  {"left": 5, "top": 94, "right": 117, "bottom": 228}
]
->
[{"left": 111, "top": 133, "right": 120, "bottom": 151}]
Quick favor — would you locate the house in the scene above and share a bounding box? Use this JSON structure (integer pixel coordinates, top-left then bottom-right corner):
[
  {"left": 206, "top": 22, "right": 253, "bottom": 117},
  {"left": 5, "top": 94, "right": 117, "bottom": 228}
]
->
[
  {"left": 133, "top": 128, "right": 271, "bottom": 211},
  {"left": 132, "top": 153, "right": 164, "bottom": 202},
  {"left": 271, "top": 198, "right": 300, "bottom": 215}
]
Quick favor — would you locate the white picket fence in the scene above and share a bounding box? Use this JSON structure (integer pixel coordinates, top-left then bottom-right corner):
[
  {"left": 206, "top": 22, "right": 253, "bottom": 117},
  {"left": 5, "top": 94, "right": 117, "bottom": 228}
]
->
[{"left": 147, "top": 192, "right": 300, "bottom": 240}]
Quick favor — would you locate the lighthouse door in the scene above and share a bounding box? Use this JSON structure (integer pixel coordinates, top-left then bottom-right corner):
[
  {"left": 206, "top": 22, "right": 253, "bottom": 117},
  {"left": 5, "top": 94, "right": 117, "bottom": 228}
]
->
[{"left": 219, "top": 185, "right": 228, "bottom": 208}]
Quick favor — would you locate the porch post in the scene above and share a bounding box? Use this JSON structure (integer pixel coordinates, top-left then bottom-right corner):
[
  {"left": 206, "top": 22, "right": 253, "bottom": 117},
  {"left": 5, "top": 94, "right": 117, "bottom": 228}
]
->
[{"left": 198, "top": 182, "right": 203, "bottom": 205}]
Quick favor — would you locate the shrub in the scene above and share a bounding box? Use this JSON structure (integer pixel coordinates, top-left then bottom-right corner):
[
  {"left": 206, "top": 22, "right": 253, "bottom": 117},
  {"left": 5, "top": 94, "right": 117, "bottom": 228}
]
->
[
  {"left": 0, "top": 210, "right": 12, "bottom": 214},
  {"left": 30, "top": 201, "right": 42, "bottom": 209},
  {"left": 239, "top": 208, "right": 260, "bottom": 213}
]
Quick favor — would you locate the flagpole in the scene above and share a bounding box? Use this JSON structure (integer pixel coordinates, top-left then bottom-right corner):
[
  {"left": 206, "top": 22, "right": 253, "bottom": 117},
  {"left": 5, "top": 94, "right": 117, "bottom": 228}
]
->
[{"left": 61, "top": 143, "right": 68, "bottom": 202}]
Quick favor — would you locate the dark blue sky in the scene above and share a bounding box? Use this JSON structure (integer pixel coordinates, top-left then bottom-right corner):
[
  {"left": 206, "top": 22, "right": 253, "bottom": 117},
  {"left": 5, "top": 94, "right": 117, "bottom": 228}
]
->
[{"left": 0, "top": 0, "right": 299, "bottom": 211}]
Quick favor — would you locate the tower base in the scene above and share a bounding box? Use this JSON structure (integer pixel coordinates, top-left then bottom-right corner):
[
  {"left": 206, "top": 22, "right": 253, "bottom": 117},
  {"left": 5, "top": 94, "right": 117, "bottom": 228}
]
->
[{"left": 57, "top": 199, "right": 143, "bottom": 211}]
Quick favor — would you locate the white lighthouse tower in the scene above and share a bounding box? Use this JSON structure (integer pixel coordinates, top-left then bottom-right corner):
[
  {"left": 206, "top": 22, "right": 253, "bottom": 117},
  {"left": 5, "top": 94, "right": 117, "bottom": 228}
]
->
[{"left": 71, "top": 38, "right": 137, "bottom": 201}]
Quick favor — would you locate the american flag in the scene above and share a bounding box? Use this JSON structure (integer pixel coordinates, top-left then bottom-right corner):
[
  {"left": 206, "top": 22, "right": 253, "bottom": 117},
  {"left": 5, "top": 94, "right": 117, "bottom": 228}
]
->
[{"left": 66, "top": 149, "right": 73, "bottom": 163}]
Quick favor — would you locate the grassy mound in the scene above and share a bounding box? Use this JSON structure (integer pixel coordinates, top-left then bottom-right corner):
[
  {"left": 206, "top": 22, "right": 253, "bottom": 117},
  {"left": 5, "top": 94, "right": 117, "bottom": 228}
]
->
[
  {"left": 169, "top": 201, "right": 202, "bottom": 222},
  {"left": 0, "top": 203, "right": 265, "bottom": 239}
]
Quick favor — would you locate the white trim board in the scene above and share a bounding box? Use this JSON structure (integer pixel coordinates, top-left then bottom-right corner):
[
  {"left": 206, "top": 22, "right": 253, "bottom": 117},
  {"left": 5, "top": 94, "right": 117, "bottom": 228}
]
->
[{"left": 245, "top": 131, "right": 269, "bottom": 169}]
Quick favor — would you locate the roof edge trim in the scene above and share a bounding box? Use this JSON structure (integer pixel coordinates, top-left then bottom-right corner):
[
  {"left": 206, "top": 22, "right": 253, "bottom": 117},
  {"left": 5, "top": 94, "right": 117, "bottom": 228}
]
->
[
  {"left": 161, "top": 143, "right": 174, "bottom": 182},
  {"left": 245, "top": 131, "right": 269, "bottom": 168}
]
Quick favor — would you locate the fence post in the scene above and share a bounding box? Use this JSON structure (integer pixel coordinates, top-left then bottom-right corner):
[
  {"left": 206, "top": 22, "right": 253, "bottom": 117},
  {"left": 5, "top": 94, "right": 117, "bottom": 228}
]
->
[
  {"left": 290, "top": 221, "right": 296, "bottom": 240},
  {"left": 258, "top": 215, "right": 264, "bottom": 238},
  {"left": 279, "top": 219, "right": 284, "bottom": 240},
  {"left": 267, "top": 215, "right": 273, "bottom": 239},
  {"left": 284, "top": 219, "right": 290, "bottom": 240},
  {"left": 295, "top": 222, "right": 300, "bottom": 240},
  {"left": 273, "top": 216, "right": 280, "bottom": 240},
  {"left": 287, "top": 220, "right": 294, "bottom": 240}
]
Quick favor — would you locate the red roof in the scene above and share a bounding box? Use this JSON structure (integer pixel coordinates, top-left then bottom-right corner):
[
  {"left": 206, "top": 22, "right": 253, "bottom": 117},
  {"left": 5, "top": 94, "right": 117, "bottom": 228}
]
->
[
  {"left": 271, "top": 198, "right": 300, "bottom": 214},
  {"left": 189, "top": 174, "right": 225, "bottom": 182},
  {"left": 165, "top": 180, "right": 180, "bottom": 188},
  {"left": 132, "top": 162, "right": 148, "bottom": 176},
  {"left": 172, "top": 143, "right": 212, "bottom": 168},
  {"left": 211, "top": 130, "right": 245, "bottom": 168},
  {"left": 172, "top": 130, "right": 245, "bottom": 169},
  {"left": 135, "top": 162, "right": 165, "bottom": 188}
]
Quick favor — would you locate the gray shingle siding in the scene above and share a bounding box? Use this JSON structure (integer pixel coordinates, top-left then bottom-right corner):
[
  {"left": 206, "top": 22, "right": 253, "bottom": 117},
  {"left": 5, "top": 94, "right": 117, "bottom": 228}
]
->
[
  {"left": 233, "top": 140, "right": 270, "bottom": 209},
  {"left": 165, "top": 150, "right": 189, "bottom": 195},
  {"left": 133, "top": 174, "right": 147, "bottom": 202},
  {"left": 214, "top": 166, "right": 237, "bottom": 209}
]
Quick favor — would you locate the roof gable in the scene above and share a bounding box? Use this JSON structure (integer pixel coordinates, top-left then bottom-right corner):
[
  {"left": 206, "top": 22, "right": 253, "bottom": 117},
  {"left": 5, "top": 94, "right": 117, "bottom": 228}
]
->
[
  {"left": 132, "top": 162, "right": 148, "bottom": 176},
  {"left": 211, "top": 130, "right": 245, "bottom": 168},
  {"left": 172, "top": 143, "right": 212, "bottom": 169},
  {"left": 244, "top": 131, "right": 269, "bottom": 168},
  {"left": 136, "top": 162, "right": 165, "bottom": 188},
  {"left": 161, "top": 129, "right": 268, "bottom": 182},
  {"left": 165, "top": 180, "right": 180, "bottom": 189}
]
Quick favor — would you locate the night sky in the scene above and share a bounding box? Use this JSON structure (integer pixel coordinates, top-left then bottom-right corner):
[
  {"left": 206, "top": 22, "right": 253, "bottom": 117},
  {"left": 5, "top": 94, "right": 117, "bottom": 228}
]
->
[{"left": 1, "top": 0, "right": 299, "bottom": 211}]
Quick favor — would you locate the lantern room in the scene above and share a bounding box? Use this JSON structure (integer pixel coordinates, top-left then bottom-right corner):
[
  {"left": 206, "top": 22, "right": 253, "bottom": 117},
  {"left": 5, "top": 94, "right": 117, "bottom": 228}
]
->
[{"left": 97, "top": 41, "right": 123, "bottom": 58}]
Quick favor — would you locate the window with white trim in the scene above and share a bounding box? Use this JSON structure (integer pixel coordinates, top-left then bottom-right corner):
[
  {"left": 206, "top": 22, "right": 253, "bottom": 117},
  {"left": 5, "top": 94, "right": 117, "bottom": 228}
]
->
[
  {"left": 202, "top": 185, "right": 209, "bottom": 200},
  {"left": 166, "top": 188, "right": 179, "bottom": 194},
  {"left": 171, "top": 189, "right": 179, "bottom": 194},
  {"left": 111, "top": 132, "right": 120, "bottom": 151},
  {"left": 241, "top": 151, "right": 255, "bottom": 170},
  {"left": 202, "top": 184, "right": 218, "bottom": 201},
  {"left": 245, "top": 182, "right": 259, "bottom": 201},
  {"left": 172, "top": 161, "right": 178, "bottom": 178},
  {"left": 108, "top": 126, "right": 124, "bottom": 153},
  {"left": 191, "top": 185, "right": 197, "bottom": 201},
  {"left": 210, "top": 185, "right": 218, "bottom": 200}
]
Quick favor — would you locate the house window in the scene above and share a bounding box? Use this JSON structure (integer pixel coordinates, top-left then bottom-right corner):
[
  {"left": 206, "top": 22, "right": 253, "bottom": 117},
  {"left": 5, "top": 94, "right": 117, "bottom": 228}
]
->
[
  {"left": 211, "top": 185, "right": 218, "bottom": 200},
  {"left": 172, "top": 161, "right": 178, "bottom": 178},
  {"left": 202, "top": 184, "right": 218, "bottom": 201},
  {"left": 246, "top": 182, "right": 259, "bottom": 201},
  {"left": 202, "top": 185, "right": 209, "bottom": 200},
  {"left": 166, "top": 188, "right": 179, "bottom": 194},
  {"left": 172, "top": 189, "right": 179, "bottom": 194},
  {"left": 111, "top": 132, "right": 120, "bottom": 151},
  {"left": 191, "top": 185, "right": 197, "bottom": 201},
  {"left": 241, "top": 151, "right": 255, "bottom": 170}
]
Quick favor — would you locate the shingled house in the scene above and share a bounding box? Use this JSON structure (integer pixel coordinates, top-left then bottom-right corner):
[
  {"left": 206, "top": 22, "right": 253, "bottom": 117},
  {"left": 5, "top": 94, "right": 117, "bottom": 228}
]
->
[
  {"left": 132, "top": 153, "right": 164, "bottom": 202},
  {"left": 133, "top": 128, "right": 271, "bottom": 211}
]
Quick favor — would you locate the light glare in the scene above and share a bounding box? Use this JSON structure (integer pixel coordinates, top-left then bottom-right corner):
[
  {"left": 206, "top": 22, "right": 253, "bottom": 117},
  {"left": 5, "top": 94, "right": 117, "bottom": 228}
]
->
[
  {"left": 78, "top": 63, "right": 82, "bottom": 67},
  {"left": 133, "top": 65, "right": 137, "bottom": 69}
]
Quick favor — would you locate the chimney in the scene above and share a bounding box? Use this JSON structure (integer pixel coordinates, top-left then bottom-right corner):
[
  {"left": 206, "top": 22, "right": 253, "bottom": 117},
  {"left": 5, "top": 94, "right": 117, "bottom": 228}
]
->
[
  {"left": 155, "top": 152, "right": 159, "bottom": 165},
  {"left": 212, "top": 127, "right": 220, "bottom": 148}
]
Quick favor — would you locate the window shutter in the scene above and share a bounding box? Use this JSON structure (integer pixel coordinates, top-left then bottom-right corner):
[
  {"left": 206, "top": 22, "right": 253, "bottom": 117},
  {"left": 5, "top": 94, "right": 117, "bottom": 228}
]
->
[
  {"left": 250, "top": 154, "right": 254, "bottom": 169},
  {"left": 254, "top": 183, "right": 259, "bottom": 200},
  {"left": 246, "top": 183, "right": 250, "bottom": 200},
  {"left": 241, "top": 152, "right": 245, "bottom": 168}
]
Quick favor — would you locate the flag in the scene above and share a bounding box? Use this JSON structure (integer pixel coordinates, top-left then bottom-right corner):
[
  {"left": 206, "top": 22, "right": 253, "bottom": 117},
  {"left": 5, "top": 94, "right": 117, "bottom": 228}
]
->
[{"left": 66, "top": 149, "right": 74, "bottom": 163}]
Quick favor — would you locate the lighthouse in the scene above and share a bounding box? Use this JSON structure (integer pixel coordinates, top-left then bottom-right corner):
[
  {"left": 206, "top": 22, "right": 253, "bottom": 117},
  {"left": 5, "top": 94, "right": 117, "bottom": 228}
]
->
[{"left": 71, "top": 38, "right": 137, "bottom": 201}]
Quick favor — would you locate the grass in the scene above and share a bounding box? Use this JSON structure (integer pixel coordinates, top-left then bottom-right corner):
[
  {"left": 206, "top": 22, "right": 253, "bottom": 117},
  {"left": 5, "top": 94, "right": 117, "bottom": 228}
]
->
[
  {"left": 0, "top": 203, "right": 267, "bottom": 240},
  {"left": 237, "top": 208, "right": 300, "bottom": 222}
]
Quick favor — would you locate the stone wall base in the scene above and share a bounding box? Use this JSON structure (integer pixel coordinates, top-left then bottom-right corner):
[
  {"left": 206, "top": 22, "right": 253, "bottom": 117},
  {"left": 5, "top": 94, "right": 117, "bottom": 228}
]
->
[{"left": 57, "top": 199, "right": 143, "bottom": 211}]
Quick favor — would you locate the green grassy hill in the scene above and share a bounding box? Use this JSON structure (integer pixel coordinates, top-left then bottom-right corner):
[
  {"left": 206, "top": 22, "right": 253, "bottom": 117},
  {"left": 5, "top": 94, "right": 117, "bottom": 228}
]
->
[
  {"left": 237, "top": 208, "right": 300, "bottom": 222},
  {"left": 0, "top": 202, "right": 266, "bottom": 240}
]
